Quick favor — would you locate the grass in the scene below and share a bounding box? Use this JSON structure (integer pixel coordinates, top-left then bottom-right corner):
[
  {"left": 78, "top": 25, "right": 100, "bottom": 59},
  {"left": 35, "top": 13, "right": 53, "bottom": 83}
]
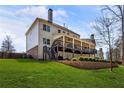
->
[{"left": 0, "top": 59, "right": 124, "bottom": 88}]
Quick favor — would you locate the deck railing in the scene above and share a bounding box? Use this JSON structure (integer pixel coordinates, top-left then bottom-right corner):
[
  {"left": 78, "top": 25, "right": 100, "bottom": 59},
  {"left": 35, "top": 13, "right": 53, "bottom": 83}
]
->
[
  {"left": 53, "top": 40, "right": 97, "bottom": 54},
  {"left": 65, "top": 42, "right": 73, "bottom": 49},
  {"left": 74, "top": 44, "right": 81, "bottom": 50}
]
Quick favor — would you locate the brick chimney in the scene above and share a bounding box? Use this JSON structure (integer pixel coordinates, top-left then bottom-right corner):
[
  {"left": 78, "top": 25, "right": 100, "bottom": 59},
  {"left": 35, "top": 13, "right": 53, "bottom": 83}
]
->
[{"left": 48, "top": 8, "right": 53, "bottom": 23}]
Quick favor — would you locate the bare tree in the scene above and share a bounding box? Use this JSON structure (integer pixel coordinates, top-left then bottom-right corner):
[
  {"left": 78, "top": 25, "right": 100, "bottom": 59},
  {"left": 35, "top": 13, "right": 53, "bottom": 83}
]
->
[
  {"left": 113, "top": 36, "right": 122, "bottom": 61},
  {"left": 93, "top": 14, "right": 117, "bottom": 71},
  {"left": 102, "top": 5, "right": 124, "bottom": 65},
  {"left": 1, "top": 35, "right": 15, "bottom": 53}
]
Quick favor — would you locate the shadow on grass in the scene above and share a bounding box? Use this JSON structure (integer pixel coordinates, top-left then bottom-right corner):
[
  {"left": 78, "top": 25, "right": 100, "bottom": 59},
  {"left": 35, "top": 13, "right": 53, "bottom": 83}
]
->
[{"left": 15, "top": 58, "right": 55, "bottom": 64}]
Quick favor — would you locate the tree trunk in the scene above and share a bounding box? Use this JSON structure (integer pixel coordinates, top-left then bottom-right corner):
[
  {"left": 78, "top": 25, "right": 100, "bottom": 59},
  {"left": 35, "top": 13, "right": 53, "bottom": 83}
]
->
[
  {"left": 107, "top": 27, "right": 113, "bottom": 71},
  {"left": 122, "top": 5, "right": 124, "bottom": 65},
  {"left": 109, "top": 47, "right": 113, "bottom": 71}
]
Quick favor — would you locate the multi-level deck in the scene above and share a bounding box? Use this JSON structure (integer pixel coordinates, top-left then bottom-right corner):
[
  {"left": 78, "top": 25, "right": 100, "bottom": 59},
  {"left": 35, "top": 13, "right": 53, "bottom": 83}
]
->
[{"left": 43, "top": 34, "right": 97, "bottom": 60}]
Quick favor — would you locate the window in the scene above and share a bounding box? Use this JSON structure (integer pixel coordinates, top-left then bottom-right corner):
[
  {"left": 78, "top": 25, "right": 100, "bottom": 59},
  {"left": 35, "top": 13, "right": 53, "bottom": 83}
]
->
[
  {"left": 43, "top": 24, "right": 50, "bottom": 32},
  {"left": 47, "top": 39, "right": 50, "bottom": 45},
  {"left": 46, "top": 26, "right": 50, "bottom": 32},
  {"left": 67, "top": 33, "right": 69, "bottom": 35},
  {"left": 58, "top": 30, "right": 61, "bottom": 33},
  {"left": 43, "top": 38, "right": 50, "bottom": 45},
  {"left": 43, "top": 24, "right": 46, "bottom": 31},
  {"left": 63, "top": 31, "right": 65, "bottom": 33},
  {"left": 43, "top": 38, "right": 47, "bottom": 44}
]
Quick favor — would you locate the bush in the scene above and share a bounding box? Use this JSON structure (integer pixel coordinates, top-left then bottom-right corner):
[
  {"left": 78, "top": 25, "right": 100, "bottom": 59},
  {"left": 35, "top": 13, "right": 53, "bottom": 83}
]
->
[
  {"left": 99, "top": 60, "right": 102, "bottom": 62},
  {"left": 72, "top": 57, "right": 110, "bottom": 62},
  {"left": 104, "top": 60, "right": 109, "bottom": 62},
  {"left": 65, "top": 58, "right": 70, "bottom": 60},
  {"left": 84, "top": 58, "right": 89, "bottom": 61},
  {"left": 95, "top": 59, "right": 99, "bottom": 62},
  {"left": 92, "top": 58, "right": 96, "bottom": 62},
  {"left": 79, "top": 57, "right": 96, "bottom": 62},
  {"left": 58, "top": 56, "right": 63, "bottom": 60},
  {"left": 79, "top": 57, "right": 84, "bottom": 61},
  {"left": 72, "top": 58, "right": 78, "bottom": 61},
  {"left": 27, "top": 55, "right": 33, "bottom": 59},
  {"left": 95, "top": 57, "right": 99, "bottom": 60},
  {"left": 88, "top": 58, "right": 92, "bottom": 61}
]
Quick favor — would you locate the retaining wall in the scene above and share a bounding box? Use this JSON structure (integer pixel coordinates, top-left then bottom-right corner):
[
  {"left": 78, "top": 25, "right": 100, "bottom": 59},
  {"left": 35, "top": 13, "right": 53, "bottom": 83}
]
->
[{"left": 61, "top": 61, "right": 118, "bottom": 69}]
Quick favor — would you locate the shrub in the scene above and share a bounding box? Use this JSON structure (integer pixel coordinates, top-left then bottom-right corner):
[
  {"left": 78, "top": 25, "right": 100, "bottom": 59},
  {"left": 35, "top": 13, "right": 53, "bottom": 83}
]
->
[
  {"left": 79, "top": 57, "right": 84, "bottom": 61},
  {"left": 99, "top": 60, "right": 106, "bottom": 62},
  {"left": 84, "top": 58, "right": 89, "bottom": 61},
  {"left": 78, "top": 57, "right": 112, "bottom": 62},
  {"left": 65, "top": 58, "right": 70, "bottom": 60},
  {"left": 104, "top": 60, "right": 109, "bottom": 62},
  {"left": 92, "top": 58, "right": 96, "bottom": 62},
  {"left": 89, "top": 58, "right": 92, "bottom": 61},
  {"left": 58, "top": 56, "right": 63, "bottom": 60},
  {"left": 72, "top": 58, "right": 78, "bottom": 61},
  {"left": 101, "top": 60, "right": 105, "bottom": 62},
  {"left": 99, "top": 60, "right": 102, "bottom": 62},
  {"left": 22, "top": 54, "right": 27, "bottom": 58},
  {"left": 95, "top": 59, "right": 99, "bottom": 62},
  {"left": 95, "top": 57, "right": 99, "bottom": 60},
  {"left": 27, "top": 54, "right": 33, "bottom": 59},
  {"left": 79, "top": 57, "right": 95, "bottom": 62}
]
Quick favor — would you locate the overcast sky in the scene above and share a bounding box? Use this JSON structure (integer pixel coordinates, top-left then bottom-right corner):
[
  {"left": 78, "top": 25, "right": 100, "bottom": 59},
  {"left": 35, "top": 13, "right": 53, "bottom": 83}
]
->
[{"left": 0, "top": 5, "right": 102, "bottom": 52}]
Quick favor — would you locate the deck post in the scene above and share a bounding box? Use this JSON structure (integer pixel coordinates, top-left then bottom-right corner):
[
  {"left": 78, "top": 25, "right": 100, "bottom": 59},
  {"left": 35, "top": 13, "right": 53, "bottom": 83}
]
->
[
  {"left": 57, "top": 44, "right": 59, "bottom": 60},
  {"left": 81, "top": 41, "right": 82, "bottom": 56},
  {"left": 88, "top": 49, "right": 90, "bottom": 58},
  {"left": 63, "top": 36, "right": 65, "bottom": 59},
  {"left": 72, "top": 38, "right": 74, "bottom": 57}
]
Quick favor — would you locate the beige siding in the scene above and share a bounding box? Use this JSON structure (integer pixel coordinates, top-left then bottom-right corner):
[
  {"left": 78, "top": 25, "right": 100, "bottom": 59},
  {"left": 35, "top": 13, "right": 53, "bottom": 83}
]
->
[{"left": 26, "top": 21, "right": 39, "bottom": 51}]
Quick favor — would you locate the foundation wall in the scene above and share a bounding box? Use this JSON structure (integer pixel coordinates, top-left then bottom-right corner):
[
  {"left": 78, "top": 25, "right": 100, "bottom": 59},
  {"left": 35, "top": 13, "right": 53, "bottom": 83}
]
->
[{"left": 27, "top": 46, "right": 38, "bottom": 59}]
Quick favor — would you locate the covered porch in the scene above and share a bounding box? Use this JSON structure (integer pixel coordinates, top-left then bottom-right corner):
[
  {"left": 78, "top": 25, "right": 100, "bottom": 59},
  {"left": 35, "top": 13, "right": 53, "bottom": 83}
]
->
[{"left": 52, "top": 35, "right": 97, "bottom": 59}]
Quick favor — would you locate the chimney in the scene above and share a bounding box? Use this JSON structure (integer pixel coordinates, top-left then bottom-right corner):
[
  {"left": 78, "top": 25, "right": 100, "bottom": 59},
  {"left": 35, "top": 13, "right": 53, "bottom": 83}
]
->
[
  {"left": 48, "top": 8, "right": 53, "bottom": 23},
  {"left": 90, "top": 34, "right": 94, "bottom": 40},
  {"left": 90, "top": 34, "right": 96, "bottom": 44}
]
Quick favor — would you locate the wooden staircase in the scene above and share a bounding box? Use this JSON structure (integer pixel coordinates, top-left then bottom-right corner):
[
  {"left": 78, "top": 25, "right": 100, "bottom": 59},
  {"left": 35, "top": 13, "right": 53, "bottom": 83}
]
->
[{"left": 43, "top": 42, "right": 58, "bottom": 60}]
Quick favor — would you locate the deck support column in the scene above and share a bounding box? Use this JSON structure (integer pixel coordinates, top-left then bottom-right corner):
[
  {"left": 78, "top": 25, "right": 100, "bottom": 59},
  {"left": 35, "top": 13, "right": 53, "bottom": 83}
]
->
[
  {"left": 94, "top": 51, "right": 95, "bottom": 58},
  {"left": 63, "top": 36, "right": 65, "bottom": 59},
  {"left": 81, "top": 42, "right": 82, "bottom": 56},
  {"left": 57, "top": 44, "right": 59, "bottom": 60},
  {"left": 89, "top": 45, "right": 90, "bottom": 58},
  {"left": 72, "top": 38, "right": 74, "bottom": 58}
]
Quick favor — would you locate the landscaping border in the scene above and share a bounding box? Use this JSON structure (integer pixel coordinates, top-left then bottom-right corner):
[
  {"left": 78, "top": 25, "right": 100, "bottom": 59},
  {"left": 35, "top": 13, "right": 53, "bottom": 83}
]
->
[{"left": 60, "top": 61, "right": 118, "bottom": 69}]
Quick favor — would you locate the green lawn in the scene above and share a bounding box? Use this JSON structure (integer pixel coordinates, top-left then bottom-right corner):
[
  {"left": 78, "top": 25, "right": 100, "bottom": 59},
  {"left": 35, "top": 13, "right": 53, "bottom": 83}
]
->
[{"left": 0, "top": 59, "right": 124, "bottom": 88}]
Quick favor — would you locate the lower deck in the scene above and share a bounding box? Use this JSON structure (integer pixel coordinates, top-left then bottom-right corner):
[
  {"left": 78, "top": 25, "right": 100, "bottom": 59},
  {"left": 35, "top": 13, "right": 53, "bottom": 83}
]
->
[
  {"left": 58, "top": 51, "right": 95, "bottom": 60},
  {"left": 54, "top": 46, "right": 96, "bottom": 60}
]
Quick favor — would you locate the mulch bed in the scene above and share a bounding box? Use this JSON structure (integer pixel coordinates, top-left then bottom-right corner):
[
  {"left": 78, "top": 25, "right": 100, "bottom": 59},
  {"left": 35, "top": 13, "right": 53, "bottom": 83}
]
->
[{"left": 59, "top": 61, "right": 118, "bottom": 69}]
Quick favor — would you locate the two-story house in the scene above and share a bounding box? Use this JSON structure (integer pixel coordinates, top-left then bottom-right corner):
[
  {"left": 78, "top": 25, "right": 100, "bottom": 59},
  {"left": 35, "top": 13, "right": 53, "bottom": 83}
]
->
[{"left": 25, "top": 9, "right": 97, "bottom": 60}]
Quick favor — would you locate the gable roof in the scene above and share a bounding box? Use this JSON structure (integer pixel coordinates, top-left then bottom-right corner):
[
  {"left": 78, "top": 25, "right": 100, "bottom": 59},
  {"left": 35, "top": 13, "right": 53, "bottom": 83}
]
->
[{"left": 25, "top": 17, "right": 80, "bottom": 37}]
